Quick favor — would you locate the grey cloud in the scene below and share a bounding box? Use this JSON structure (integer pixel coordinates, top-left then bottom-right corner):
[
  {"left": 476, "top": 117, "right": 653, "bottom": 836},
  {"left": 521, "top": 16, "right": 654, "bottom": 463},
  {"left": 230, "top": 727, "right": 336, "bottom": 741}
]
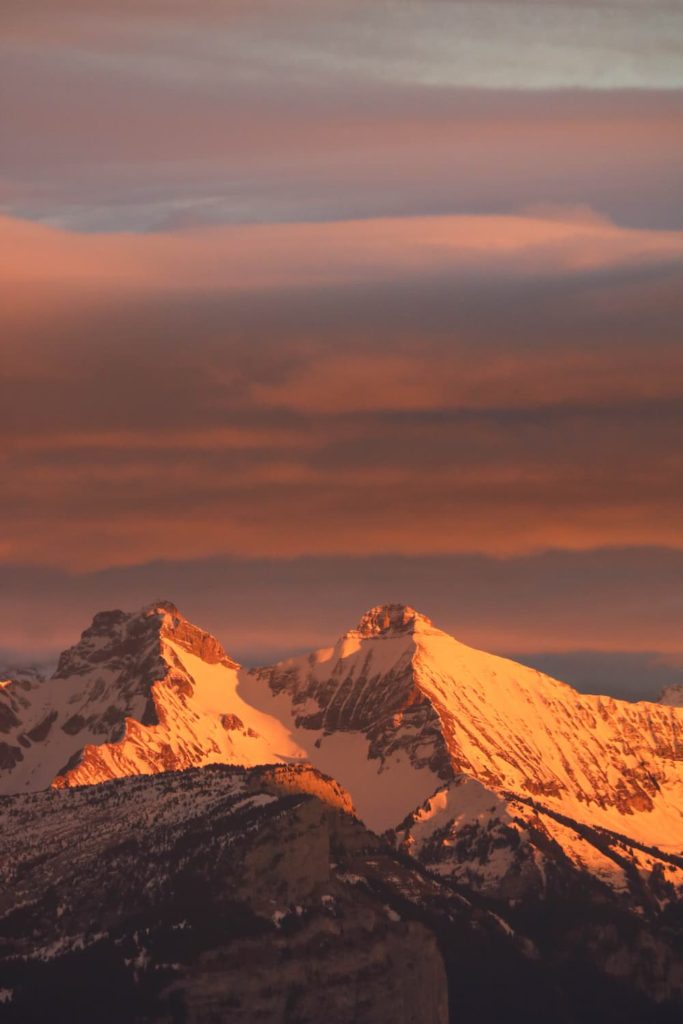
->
[
  {"left": 2, "top": 5, "right": 682, "bottom": 229},
  {"left": 511, "top": 650, "right": 683, "bottom": 702},
  {"left": 5, "top": 1, "right": 682, "bottom": 90}
]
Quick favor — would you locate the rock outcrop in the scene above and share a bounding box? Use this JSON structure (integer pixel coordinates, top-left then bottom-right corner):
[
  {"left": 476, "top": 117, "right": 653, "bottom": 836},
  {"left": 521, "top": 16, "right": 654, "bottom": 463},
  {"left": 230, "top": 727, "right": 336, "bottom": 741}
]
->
[
  {"left": 253, "top": 603, "right": 683, "bottom": 851},
  {"left": 0, "top": 602, "right": 305, "bottom": 794},
  {"left": 0, "top": 764, "right": 447, "bottom": 1024},
  {"left": 3, "top": 599, "right": 683, "bottom": 918}
]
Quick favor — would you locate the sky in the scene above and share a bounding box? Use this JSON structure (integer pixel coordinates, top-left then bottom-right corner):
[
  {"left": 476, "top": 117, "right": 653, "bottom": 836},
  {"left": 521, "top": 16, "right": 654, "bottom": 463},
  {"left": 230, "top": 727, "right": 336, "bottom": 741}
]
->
[{"left": 1, "top": 1, "right": 682, "bottom": 698}]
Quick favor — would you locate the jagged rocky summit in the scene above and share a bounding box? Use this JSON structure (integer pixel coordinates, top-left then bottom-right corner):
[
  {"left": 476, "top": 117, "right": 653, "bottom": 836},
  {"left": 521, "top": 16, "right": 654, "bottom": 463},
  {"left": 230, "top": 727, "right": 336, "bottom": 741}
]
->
[
  {"left": 0, "top": 600, "right": 300, "bottom": 792},
  {"left": 2, "top": 599, "right": 683, "bottom": 1020},
  {"left": 3, "top": 600, "right": 683, "bottom": 882}
]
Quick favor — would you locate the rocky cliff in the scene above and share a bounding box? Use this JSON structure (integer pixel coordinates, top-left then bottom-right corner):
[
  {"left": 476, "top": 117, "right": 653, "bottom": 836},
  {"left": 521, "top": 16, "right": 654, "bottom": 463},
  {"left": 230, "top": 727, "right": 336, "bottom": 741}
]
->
[{"left": 0, "top": 763, "right": 448, "bottom": 1024}]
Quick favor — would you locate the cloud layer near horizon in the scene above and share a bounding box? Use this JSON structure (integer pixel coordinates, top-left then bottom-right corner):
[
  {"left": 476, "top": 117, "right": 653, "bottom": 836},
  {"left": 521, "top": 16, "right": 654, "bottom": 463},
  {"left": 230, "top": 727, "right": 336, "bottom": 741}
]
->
[
  {"left": 1, "top": 550, "right": 682, "bottom": 703},
  {"left": 2, "top": 2, "right": 682, "bottom": 685},
  {"left": 2, "top": 212, "right": 683, "bottom": 572}
]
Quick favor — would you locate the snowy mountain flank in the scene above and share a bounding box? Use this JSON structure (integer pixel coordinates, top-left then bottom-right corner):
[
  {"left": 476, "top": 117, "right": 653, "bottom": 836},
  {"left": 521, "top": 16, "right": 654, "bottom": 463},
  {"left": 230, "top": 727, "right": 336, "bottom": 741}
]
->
[
  {"left": 2, "top": 599, "right": 683, "bottom": 1020},
  {"left": 3, "top": 601, "right": 682, "bottom": 882},
  {"left": 0, "top": 602, "right": 306, "bottom": 794},
  {"left": 252, "top": 604, "right": 683, "bottom": 851}
]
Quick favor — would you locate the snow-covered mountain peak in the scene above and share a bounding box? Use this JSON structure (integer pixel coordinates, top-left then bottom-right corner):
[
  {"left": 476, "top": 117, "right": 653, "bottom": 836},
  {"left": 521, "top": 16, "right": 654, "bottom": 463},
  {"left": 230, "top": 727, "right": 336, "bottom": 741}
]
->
[
  {"left": 53, "top": 600, "right": 237, "bottom": 683},
  {"left": 352, "top": 603, "right": 434, "bottom": 638},
  {"left": 253, "top": 611, "right": 683, "bottom": 847},
  {"left": 53, "top": 606, "right": 156, "bottom": 680},
  {"left": 0, "top": 601, "right": 261, "bottom": 794},
  {"left": 145, "top": 598, "right": 181, "bottom": 618},
  {"left": 4, "top": 599, "right": 683, "bottom": 871}
]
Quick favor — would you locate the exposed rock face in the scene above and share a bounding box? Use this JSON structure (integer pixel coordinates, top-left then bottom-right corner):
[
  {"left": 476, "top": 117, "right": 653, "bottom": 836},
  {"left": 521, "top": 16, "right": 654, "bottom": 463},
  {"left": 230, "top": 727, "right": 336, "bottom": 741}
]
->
[
  {"left": 2, "top": 598, "right": 683, "bottom": 1020},
  {"left": 180, "top": 915, "right": 446, "bottom": 1024},
  {"left": 3, "top": 599, "right": 683, "bottom": 893},
  {"left": 392, "top": 776, "right": 683, "bottom": 906},
  {"left": 0, "top": 764, "right": 448, "bottom": 1024},
  {"left": 0, "top": 602, "right": 304, "bottom": 794},
  {"left": 254, "top": 605, "right": 451, "bottom": 787},
  {"left": 2, "top": 764, "right": 682, "bottom": 1022},
  {"left": 254, "top": 603, "right": 683, "bottom": 853},
  {"left": 0, "top": 667, "right": 46, "bottom": 772},
  {"left": 356, "top": 603, "right": 432, "bottom": 637},
  {"left": 247, "top": 763, "right": 356, "bottom": 814}
]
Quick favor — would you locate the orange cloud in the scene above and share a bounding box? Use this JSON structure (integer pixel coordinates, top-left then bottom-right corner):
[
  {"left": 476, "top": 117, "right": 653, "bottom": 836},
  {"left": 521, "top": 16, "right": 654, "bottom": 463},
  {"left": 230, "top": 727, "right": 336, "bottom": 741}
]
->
[
  {"left": 2, "top": 212, "right": 682, "bottom": 572},
  {"left": 250, "top": 346, "right": 683, "bottom": 414},
  {"left": 4, "top": 213, "right": 683, "bottom": 293},
  {"left": 3, "top": 410, "right": 682, "bottom": 570},
  {"left": 2, "top": 426, "right": 319, "bottom": 455}
]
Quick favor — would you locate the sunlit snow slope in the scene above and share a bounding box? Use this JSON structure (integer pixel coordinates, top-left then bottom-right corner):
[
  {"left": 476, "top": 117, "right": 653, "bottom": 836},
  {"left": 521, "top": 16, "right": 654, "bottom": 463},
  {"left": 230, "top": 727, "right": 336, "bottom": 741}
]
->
[
  {"left": 0, "top": 602, "right": 305, "bottom": 794},
  {"left": 2, "top": 601, "right": 682, "bottom": 864},
  {"left": 252, "top": 604, "right": 683, "bottom": 851}
]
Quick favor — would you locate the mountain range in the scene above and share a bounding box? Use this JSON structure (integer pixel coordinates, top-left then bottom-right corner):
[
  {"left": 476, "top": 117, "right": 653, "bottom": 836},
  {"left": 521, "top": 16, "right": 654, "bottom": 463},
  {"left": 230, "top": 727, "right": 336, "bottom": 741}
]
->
[{"left": 2, "top": 600, "right": 682, "bottom": 1022}]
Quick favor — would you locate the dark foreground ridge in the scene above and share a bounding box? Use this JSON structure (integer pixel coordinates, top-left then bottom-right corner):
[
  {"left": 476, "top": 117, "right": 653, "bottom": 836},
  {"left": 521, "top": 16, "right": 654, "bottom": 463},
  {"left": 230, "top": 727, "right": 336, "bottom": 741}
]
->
[{"left": 2, "top": 764, "right": 682, "bottom": 1024}]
